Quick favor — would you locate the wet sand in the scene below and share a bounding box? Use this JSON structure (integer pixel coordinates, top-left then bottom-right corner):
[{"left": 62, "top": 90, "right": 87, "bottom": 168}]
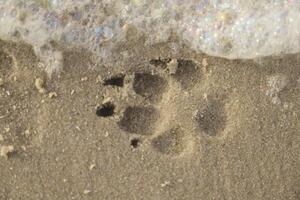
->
[{"left": 0, "top": 39, "right": 299, "bottom": 199}]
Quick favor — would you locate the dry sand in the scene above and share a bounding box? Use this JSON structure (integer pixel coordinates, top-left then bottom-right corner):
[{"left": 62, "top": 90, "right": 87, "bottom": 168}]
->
[{"left": 0, "top": 38, "right": 299, "bottom": 200}]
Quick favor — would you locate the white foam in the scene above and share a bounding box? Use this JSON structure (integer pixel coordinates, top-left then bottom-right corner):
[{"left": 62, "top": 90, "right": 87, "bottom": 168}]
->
[{"left": 1, "top": 0, "right": 300, "bottom": 73}]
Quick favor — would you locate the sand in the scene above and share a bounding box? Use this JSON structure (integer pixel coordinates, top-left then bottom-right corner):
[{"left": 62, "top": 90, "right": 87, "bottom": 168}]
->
[{"left": 0, "top": 38, "right": 299, "bottom": 200}]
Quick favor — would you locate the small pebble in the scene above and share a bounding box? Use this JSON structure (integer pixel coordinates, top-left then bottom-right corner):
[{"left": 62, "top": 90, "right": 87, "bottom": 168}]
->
[
  {"left": 81, "top": 77, "right": 88, "bottom": 82},
  {"left": 203, "top": 93, "right": 208, "bottom": 101},
  {"left": 89, "top": 164, "right": 96, "bottom": 170},
  {"left": 35, "top": 78, "right": 47, "bottom": 94},
  {"left": 96, "top": 75, "right": 102, "bottom": 83},
  {"left": 4, "top": 127, "right": 10, "bottom": 133},
  {"left": 0, "top": 145, "right": 14, "bottom": 159},
  {"left": 75, "top": 126, "right": 81, "bottom": 131},
  {"left": 202, "top": 58, "right": 208, "bottom": 67},
  {"left": 21, "top": 145, "right": 27, "bottom": 151},
  {"left": 24, "top": 129, "right": 30, "bottom": 136},
  {"left": 49, "top": 92, "right": 57, "bottom": 98},
  {"left": 83, "top": 189, "right": 91, "bottom": 195},
  {"left": 161, "top": 181, "right": 170, "bottom": 188},
  {"left": 167, "top": 59, "right": 178, "bottom": 74},
  {"left": 104, "top": 131, "right": 109, "bottom": 137}
]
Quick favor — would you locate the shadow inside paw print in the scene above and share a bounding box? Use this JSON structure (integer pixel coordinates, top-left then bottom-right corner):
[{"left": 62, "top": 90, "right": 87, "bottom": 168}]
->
[
  {"left": 195, "top": 99, "right": 227, "bottom": 137},
  {"left": 96, "top": 102, "right": 115, "bottom": 117},
  {"left": 133, "top": 73, "right": 168, "bottom": 103},
  {"left": 118, "top": 106, "right": 159, "bottom": 135},
  {"left": 171, "top": 59, "right": 201, "bottom": 90},
  {"left": 103, "top": 74, "right": 125, "bottom": 87},
  {"left": 149, "top": 58, "right": 172, "bottom": 69},
  {"left": 151, "top": 127, "right": 187, "bottom": 156}
]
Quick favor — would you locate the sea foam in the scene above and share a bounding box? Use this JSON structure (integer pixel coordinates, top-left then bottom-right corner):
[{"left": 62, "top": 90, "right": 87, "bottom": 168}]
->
[{"left": 1, "top": 0, "right": 300, "bottom": 73}]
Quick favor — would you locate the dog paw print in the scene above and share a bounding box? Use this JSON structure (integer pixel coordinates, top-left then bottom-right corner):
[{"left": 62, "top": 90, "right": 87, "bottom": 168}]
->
[{"left": 99, "top": 58, "right": 228, "bottom": 157}]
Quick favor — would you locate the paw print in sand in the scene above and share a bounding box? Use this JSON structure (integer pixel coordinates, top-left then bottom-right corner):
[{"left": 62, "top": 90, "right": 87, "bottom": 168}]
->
[{"left": 99, "top": 58, "right": 229, "bottom": 157}]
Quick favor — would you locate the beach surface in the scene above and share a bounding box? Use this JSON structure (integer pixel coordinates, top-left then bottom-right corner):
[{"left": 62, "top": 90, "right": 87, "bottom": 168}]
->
[{"left": 0, "top": 39, "right": 299, "bottom": 200}]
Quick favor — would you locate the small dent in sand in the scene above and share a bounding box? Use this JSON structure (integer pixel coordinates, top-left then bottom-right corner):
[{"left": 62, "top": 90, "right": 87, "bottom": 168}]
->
[
  {"left": 96, "top": 102, "right": 115, "bottom": 117},
  {"left": 130, "top": 138, "right": 140, "bottom": 148},
  {"left": 103, "top": 74, "right": 125, "bottom": 87}
]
